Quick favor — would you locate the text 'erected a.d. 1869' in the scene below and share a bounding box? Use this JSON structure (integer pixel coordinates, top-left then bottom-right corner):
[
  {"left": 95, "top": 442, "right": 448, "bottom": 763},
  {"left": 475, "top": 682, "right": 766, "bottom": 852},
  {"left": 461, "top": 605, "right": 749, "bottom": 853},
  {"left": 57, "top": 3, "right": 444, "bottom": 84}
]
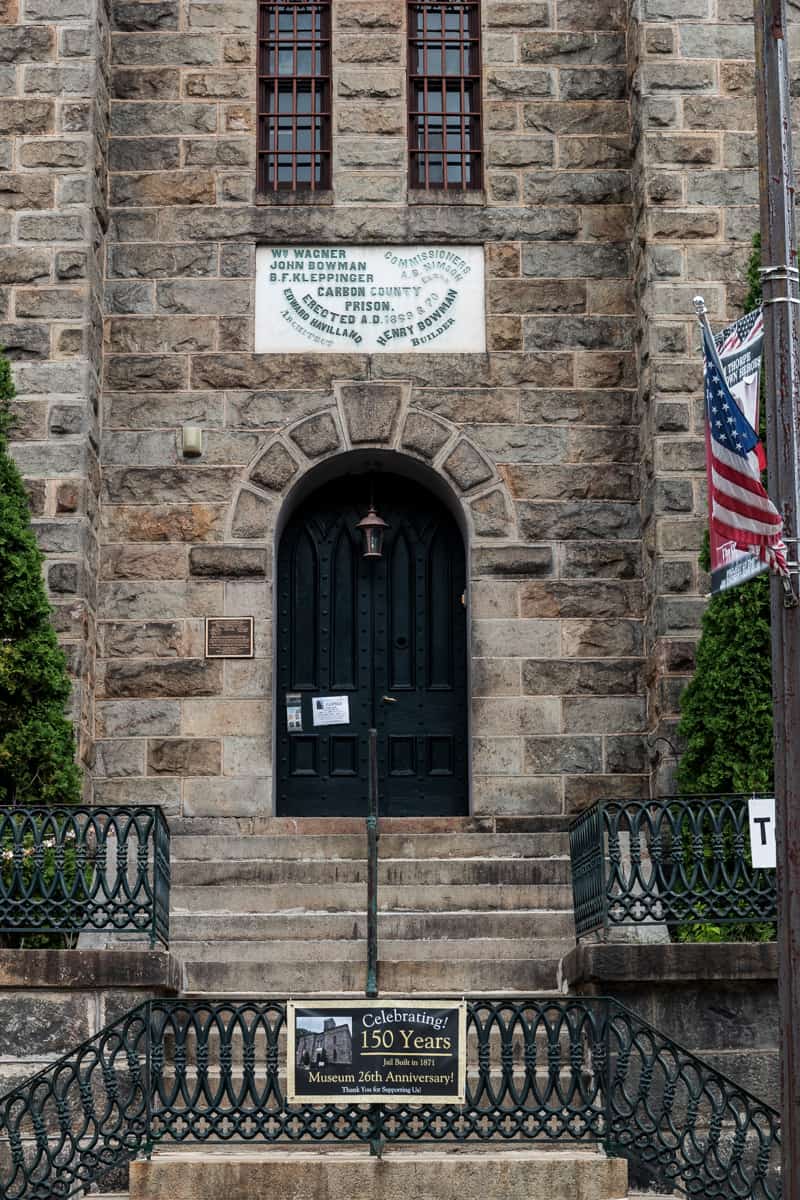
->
[{"left": 255, "top": 244, "right": 485, "bottom": 354}]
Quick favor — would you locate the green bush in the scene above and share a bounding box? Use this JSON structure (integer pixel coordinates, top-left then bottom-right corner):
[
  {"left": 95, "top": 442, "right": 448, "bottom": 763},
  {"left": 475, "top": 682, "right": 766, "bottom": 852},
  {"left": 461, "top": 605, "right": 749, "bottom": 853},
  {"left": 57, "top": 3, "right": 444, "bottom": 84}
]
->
[
  {"left": 0, "top": 352, "right": 82, "bottom": 808},
  {"left": 676, "top": 567, "right": 773, "bottom": 795}
]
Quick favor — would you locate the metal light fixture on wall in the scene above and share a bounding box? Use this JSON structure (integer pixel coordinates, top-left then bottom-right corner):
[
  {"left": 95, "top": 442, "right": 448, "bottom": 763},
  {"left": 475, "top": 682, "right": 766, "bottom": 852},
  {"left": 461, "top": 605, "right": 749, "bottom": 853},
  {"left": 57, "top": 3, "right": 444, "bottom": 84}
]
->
[
  {"left": 356, "top": 499, "right": 388, "bottom": 559},
  {"left": 181, "top": 426, "right": 203, "bottom": 457}
]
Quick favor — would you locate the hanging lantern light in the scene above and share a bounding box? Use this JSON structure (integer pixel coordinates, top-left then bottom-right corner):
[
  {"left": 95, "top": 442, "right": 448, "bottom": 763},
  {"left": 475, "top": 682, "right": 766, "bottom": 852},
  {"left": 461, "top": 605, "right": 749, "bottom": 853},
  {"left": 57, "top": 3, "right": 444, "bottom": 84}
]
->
[{"left": 356, "top": 502, "right": 388, "bottom": 559}]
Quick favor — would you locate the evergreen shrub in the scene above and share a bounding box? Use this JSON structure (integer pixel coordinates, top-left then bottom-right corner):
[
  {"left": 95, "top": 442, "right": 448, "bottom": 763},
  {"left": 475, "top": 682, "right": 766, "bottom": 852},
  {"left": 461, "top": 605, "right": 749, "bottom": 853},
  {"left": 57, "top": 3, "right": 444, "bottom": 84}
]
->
[{"left": 0, "top": 352, "right": 82, "bottom": 807}]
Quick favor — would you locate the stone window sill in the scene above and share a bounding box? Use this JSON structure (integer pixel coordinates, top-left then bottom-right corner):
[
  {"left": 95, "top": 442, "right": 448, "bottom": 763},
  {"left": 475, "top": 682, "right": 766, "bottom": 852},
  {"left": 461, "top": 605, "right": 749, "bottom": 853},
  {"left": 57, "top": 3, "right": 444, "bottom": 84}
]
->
[
  {"left": 407, "top": 188, "right": 486, "bottom": 206},
  {"left": 255, "top": 189, "right": 334, "bottom": 206}
]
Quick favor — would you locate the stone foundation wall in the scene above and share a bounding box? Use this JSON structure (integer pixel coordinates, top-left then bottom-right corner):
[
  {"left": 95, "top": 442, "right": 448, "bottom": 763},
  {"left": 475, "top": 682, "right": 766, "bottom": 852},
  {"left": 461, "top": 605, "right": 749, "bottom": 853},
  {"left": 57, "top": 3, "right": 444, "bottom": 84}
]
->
[
  {"left": 0, "top": 950, "right": 178, "bottom": 1097},
  {"left": 562, "top": 942, "right": 780, "bottom": 1107}
]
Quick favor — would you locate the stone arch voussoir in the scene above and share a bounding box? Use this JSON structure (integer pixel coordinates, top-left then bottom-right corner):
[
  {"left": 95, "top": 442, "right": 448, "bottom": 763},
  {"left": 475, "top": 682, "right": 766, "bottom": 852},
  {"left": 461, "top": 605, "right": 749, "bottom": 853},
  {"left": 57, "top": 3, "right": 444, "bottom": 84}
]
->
[{"left": 227, "top": 383, "right": 519, "bottom": 542}]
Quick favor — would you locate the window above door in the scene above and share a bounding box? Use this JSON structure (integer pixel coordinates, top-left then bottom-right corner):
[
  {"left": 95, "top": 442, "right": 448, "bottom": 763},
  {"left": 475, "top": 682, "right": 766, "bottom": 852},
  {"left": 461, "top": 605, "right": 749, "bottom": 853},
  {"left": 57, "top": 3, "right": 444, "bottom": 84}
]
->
[
  {"left": 257, "top": 0, "right": 332, "bottom": 193},
  {"left": 255, "top": 0, "right": 484, "bottom": 198}
]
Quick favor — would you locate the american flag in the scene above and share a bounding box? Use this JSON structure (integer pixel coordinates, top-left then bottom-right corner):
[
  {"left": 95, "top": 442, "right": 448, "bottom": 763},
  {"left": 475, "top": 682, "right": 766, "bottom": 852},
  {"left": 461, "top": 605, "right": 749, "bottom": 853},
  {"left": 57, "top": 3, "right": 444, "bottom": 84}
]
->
[{"left": 702, "top": 322, "right": 788, "bottom": 576}]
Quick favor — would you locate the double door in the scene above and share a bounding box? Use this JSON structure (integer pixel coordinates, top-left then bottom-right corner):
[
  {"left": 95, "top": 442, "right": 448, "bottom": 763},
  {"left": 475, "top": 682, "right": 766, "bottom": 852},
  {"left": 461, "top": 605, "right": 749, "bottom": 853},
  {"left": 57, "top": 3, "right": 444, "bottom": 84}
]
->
[{"left": 276, "top": 474, "right": 468, "bottom": 817}]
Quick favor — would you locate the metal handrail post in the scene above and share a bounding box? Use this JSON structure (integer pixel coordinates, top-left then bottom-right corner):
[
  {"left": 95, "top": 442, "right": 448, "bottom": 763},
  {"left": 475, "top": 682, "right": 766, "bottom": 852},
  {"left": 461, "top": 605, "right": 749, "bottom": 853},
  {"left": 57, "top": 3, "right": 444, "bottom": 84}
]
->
[
  {"left": 366, "top": 727, "right": 379, "bottom": 998},
  {"left": 150, "top": 813, "right": 158, "bottom": 951},
  {"left": 144, "top": 999, "right": 154, "bottom": 1160},
  {"left": 598, "top": 800, "right": 610, "bottom": 940}
]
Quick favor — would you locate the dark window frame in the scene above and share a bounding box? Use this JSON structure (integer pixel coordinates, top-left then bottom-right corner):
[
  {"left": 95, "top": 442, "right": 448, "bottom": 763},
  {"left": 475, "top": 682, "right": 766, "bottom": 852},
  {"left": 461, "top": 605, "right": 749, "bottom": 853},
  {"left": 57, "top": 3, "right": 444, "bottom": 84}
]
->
[
  {"left": 407, "top": 0, "right": 483, "bottom": 192},
  {"left": 257, "top": 0, "right": 332, "bottom": 193}
]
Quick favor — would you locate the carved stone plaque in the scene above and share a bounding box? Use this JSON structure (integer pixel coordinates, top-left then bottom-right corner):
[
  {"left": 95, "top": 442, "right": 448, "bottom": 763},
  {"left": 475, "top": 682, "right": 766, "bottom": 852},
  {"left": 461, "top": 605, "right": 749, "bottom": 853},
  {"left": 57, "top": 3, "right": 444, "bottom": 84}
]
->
[
  {"left": 255, "top": 244, "right": 485, "bottom": 353},
  {"left": 205, "top": 617, "right": 254, "bottom": 658}
]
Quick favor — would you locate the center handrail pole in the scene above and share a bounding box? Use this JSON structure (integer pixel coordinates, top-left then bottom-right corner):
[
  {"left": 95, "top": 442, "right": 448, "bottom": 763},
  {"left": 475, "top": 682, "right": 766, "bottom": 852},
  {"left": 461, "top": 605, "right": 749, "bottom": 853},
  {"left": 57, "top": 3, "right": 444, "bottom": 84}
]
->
[{"left": 366, "top": 727, "right": 379, "bottom": 999}]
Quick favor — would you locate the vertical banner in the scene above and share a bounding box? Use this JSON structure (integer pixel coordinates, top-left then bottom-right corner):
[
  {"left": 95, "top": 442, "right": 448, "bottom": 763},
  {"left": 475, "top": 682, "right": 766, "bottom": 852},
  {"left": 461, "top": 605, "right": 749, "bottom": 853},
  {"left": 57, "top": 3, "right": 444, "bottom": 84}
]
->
[
  {"left": 705, "top": 309, "right": 768, "bottom": 593},
  {"left": 287, "top": 1000, "right": 467, "bottom": 1104}
]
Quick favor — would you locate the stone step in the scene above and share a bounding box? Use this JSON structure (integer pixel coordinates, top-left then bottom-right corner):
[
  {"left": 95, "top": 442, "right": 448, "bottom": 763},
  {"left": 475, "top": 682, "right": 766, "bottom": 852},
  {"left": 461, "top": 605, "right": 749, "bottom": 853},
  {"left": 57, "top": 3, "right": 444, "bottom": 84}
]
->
[
  {"left": 130, "top": 1148, "right": 627, "bottom": 1200},
  {"left": 169, "top": 857, "right": 571, "bottom": 888},
  {"left": 180, "top": 956, "right": 564, "bottom": 993},
  {"left": 171, "top": 883, "right": 574, "bottom": 914},
  {"left": 169, "top": 910, "right": 575, "bottom": 941},
  {"left": 166, "top": 815, "right": 571, "bottom": 837},
  {"left": 169, "top": 936, "right": 573, "bottom": 963},
  {"left": 169, "top": 832, "right": 569, "bottom": 862}
]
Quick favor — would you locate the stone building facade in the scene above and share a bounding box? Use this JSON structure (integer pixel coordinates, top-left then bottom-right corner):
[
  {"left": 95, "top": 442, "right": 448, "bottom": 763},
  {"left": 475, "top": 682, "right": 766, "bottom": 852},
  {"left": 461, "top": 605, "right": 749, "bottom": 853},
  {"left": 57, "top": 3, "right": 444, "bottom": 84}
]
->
[
  {"left": 0, "top": 0, "right": 781, "bottom": 822},
  {"left": 295, "top": 1016, "right": 352, "bottom": 1066}
]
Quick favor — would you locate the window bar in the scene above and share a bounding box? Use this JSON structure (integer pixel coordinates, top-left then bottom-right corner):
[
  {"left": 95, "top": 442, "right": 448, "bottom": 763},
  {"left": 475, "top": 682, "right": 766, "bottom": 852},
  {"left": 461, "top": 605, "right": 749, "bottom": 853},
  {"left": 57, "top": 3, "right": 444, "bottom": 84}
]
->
[
  {"left": 407, "top": 1, "right": 483, "bottom": 191},
  {"left": 257, "top": 0, "right": 331, "bottom": 193}
]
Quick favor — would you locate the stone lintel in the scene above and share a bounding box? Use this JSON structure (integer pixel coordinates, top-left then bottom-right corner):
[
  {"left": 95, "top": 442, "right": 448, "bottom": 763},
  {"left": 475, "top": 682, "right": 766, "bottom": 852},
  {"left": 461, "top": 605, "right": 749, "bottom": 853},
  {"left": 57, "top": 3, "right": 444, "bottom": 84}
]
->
[
  {"left": 0, "top": 950, "right": 180, "bottom": 993},
  {"left": 561, "top": 942, "right": 777, "bottom": 991}
]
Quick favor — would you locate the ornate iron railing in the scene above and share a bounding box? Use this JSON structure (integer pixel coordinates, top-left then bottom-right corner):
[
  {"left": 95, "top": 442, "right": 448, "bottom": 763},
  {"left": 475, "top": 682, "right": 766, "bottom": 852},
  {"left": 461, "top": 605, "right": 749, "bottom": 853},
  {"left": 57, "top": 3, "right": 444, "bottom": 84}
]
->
[
  {"left": 0, "top": 997, "right": 781, "bottom": 1200},
  {"left": 570, "top": 795, "right": 777, "bottom": 938},
  {"left": 0, "top": 806, "right": 170, "bottom": 948}
]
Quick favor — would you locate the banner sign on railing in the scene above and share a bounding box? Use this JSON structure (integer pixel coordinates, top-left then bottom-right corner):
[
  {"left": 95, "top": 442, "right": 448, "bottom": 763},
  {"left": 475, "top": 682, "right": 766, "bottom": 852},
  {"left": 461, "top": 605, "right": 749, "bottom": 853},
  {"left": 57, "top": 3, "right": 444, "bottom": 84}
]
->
[{"left": 287, "top": 999, "right": 467, "bottom": 1104}]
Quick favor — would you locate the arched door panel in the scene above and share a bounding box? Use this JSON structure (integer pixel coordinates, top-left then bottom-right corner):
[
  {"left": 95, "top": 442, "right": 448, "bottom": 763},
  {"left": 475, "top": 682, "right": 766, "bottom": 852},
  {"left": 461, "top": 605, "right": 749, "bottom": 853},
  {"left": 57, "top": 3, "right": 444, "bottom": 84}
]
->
[{"left": 276, "top": 473, "right": 468, "bottom": 817}]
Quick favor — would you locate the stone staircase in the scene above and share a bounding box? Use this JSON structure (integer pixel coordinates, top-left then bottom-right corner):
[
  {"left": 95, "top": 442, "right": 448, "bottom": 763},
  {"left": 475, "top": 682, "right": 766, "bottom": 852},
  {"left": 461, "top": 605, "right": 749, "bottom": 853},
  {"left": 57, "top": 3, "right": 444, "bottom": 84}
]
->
[
  {"left": 167, "top": 816, "right": 575, "bottom": 995},
  {"left": 127, "top": 1147, "right": 631, "bottom": 1200}
]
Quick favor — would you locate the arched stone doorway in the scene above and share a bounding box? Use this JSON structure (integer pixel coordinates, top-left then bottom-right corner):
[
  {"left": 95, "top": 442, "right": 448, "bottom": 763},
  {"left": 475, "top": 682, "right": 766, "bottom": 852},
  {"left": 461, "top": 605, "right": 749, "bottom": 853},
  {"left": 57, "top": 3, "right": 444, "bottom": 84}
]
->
[{"left": 275, "top": 464, "right": 469, "bottom": 817}]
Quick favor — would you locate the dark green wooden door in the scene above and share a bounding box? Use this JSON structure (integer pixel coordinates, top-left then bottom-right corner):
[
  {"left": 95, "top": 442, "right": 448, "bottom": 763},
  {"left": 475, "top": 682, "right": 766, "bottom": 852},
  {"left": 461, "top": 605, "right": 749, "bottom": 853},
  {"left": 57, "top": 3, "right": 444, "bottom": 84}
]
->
[{"left": 276, "top": 473, "right": 468, "bottom": 817}]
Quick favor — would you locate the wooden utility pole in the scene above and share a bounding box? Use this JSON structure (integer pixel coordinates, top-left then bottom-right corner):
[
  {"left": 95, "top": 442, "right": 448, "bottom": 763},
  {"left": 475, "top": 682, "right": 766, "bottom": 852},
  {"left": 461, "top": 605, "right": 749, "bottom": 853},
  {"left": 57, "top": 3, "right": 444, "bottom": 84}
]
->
[{"left": 753, "top": 0, "right": 800, "bottom": 1189}]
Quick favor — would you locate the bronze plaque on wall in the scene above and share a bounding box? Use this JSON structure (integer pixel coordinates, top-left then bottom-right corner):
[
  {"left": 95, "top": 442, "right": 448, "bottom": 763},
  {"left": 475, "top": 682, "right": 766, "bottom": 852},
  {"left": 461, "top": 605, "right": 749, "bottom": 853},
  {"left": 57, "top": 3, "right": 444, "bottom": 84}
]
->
[{"left": 205, "top": 617, "right": 254, "bottom": 658}]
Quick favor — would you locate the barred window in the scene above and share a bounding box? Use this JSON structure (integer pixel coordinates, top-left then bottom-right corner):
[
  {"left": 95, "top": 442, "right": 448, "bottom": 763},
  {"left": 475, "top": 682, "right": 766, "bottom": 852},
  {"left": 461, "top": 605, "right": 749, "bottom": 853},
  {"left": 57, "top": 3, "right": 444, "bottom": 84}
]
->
[
  {"left": 408, "top": 1, "right": 483, "bottom": 190},
  {"left": 257, "top": 0, "right": 331, "bottom": 192}
]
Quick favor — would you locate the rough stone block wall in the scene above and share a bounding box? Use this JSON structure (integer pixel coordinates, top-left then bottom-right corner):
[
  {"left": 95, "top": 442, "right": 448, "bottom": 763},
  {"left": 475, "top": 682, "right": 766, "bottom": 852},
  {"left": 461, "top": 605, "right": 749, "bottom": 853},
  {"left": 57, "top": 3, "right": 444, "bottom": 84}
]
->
[
  {"left": 94, "top": 0, "right": 646, "bottom": 821},
  {"left": 564, "top": 943, "right": 780, "bottom": 1109},
  {"left": 629, "top": 0, "right": 798, "bottom": 788},
  {"left": 1, "top": 0, "right": 109, "bottom": 774},
  {"left": 0, "top": 950, "right": 177, "bottom": 1097}
]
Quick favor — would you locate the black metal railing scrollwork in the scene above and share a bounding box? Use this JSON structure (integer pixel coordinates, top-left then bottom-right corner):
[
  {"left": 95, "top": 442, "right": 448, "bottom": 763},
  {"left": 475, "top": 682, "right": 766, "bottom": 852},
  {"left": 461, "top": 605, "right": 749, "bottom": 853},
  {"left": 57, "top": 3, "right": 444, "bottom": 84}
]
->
[
  {"left": 0, "top": 1002, "right": 151, "bottom": 1200},
  {"left": 569, "top": 795, "right": 777, "bottom": 938},
  {"left": 0, "top": 998, "right": 781, "bottom": 1200},
  {"left": 0, "top": 806, "right": 170, "bottom": 948}
]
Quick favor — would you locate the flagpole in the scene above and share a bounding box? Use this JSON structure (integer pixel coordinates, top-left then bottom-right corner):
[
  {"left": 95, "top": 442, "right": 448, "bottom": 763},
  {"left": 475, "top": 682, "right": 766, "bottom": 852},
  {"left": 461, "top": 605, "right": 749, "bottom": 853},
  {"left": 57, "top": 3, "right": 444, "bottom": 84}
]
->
[{"left": 753, "top": 0, "right": 800, "bottom": 1190}]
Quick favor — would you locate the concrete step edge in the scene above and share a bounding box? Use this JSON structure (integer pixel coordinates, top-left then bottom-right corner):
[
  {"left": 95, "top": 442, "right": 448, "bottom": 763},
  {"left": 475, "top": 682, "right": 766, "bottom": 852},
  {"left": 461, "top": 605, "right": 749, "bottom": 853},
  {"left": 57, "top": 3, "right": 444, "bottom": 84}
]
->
[
  {"left": 169, "top": 937, "right": 573, "bottom": 947},
  {"left": 171, "top": 908, "right": 575, "bottom": 917},
  {"left": 179, "top": 990, "right": 567, "bottom": 999},
  {"left": 170, "top": 855, "right": 572, "bottom": 864}
]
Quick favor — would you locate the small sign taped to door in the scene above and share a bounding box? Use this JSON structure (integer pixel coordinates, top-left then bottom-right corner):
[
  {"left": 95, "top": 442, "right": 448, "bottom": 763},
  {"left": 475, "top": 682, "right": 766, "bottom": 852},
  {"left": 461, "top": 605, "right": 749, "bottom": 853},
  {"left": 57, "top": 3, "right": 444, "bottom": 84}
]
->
[
  {"left": 312, "top": 695, "right": 350, "bottom": 726},
  {"left": 748, "top": 795, "right": 776, "bottom": 869},
  {"left": 286, "top": 693, "right": 303, "bottom": 733}
]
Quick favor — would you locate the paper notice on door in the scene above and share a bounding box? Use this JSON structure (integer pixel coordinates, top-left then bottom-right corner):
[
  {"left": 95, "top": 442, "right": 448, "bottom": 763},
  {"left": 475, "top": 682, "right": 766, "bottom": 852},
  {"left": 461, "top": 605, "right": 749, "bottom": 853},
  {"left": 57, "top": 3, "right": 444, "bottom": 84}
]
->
[
  {"left": 312, "top": 695, "right": 350, "bottom": 727},
  {"left": 286, "top": 692, "right": 303, "bottom": 733}
]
